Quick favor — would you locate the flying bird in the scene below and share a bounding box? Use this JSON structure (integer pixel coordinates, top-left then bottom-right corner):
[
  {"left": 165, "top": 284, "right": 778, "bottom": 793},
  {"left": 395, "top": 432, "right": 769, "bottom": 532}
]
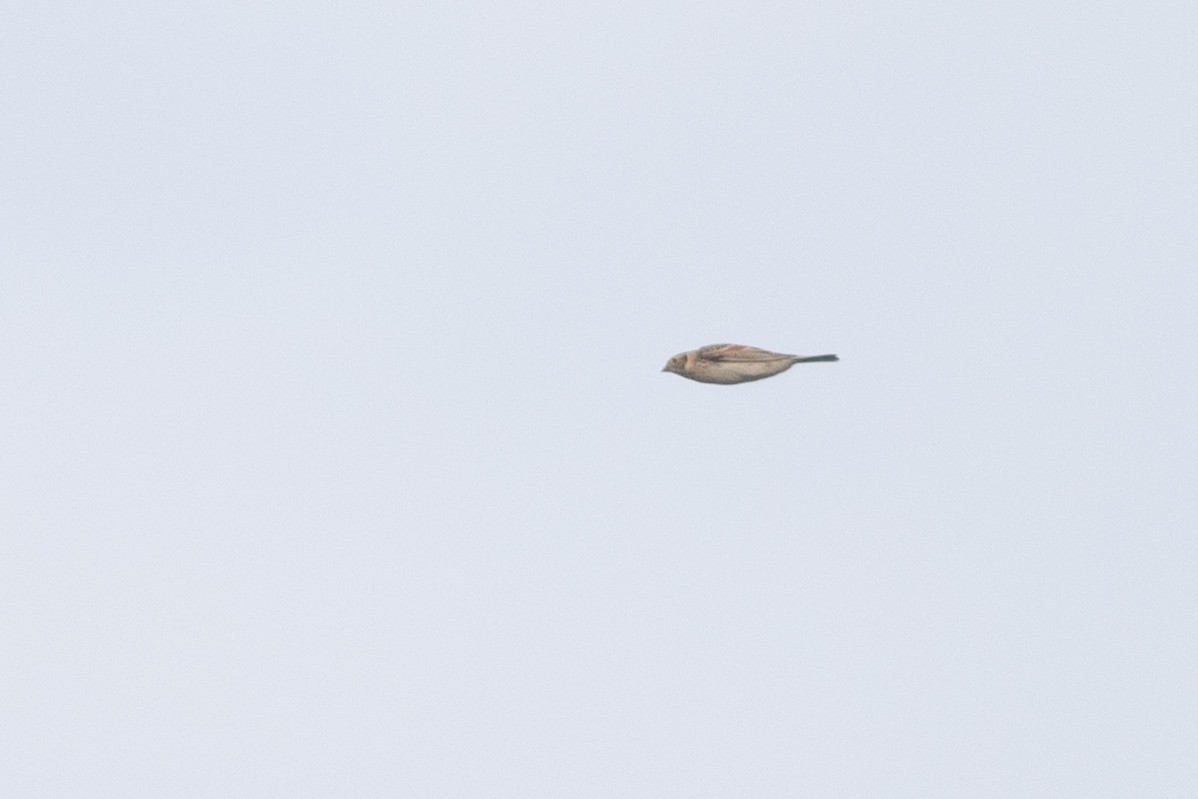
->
[{"left": 662, "top": 344, "right": 838, "bottom": 384}]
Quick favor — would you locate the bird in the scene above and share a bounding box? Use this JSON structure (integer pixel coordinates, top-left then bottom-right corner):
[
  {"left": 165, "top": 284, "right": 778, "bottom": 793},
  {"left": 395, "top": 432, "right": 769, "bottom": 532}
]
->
[{"left": 661, "top": 344, "right": 838, "bottom": 384}]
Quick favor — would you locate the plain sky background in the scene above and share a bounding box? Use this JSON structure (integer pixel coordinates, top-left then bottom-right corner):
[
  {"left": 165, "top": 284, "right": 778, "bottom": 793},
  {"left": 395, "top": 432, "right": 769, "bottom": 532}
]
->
[{"left": 3, "top": 2, "right": 1197, "bottom": 796}]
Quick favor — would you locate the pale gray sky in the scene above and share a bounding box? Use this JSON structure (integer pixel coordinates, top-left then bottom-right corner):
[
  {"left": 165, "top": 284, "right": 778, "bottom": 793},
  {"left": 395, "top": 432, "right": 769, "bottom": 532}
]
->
[{"left": 3, "top": 2, "right": 1197, "bottom": 796}]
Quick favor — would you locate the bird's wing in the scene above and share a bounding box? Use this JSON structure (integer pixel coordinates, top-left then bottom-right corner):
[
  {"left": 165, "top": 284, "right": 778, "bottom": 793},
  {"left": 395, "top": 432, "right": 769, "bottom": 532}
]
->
[{"left": 697, "top": 344, "right": 792, "bottom": 362}]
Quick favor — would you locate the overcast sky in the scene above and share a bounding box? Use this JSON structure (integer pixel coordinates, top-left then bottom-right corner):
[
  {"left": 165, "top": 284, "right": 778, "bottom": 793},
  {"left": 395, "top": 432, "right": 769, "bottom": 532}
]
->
[{"left": 4, "top": 2, "right": 1197, "bottom": 796}]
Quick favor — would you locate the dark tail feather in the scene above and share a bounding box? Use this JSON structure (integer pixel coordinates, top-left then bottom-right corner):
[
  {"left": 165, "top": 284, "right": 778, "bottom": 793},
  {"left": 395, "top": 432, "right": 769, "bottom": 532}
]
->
[{"left": 794, "top": 354, "right": 839, "bottom": 363}]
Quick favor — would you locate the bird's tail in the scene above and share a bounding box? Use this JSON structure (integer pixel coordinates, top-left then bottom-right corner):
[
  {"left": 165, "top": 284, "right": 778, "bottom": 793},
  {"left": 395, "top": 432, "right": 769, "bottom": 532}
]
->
[{"left": 794, "top": 354, "right": 839, "bottom": 363}]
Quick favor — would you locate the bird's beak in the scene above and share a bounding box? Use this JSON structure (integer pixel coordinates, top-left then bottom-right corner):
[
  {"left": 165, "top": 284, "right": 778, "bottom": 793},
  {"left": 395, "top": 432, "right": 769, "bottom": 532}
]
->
[{"left": 661, "top": 365, "right": 671, "bottom": 372}]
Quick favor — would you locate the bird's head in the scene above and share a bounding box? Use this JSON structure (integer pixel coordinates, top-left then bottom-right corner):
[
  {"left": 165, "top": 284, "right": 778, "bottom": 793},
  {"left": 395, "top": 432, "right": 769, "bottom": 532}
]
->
[{"left": 662, "top": 353, "right": 686, "bottom": 374}]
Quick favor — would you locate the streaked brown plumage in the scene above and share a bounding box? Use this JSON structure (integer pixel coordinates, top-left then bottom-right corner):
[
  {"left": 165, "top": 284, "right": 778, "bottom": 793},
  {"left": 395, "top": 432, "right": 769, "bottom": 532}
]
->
[{"left": 662, "top": 344, "right": 838, "bottom": 384}]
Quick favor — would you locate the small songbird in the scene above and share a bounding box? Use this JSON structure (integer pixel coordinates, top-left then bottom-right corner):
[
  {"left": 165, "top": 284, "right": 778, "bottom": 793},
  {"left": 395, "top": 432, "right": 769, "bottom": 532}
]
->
[{"left": 662, "top": 344, "right": 839, "bottom": 384}]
